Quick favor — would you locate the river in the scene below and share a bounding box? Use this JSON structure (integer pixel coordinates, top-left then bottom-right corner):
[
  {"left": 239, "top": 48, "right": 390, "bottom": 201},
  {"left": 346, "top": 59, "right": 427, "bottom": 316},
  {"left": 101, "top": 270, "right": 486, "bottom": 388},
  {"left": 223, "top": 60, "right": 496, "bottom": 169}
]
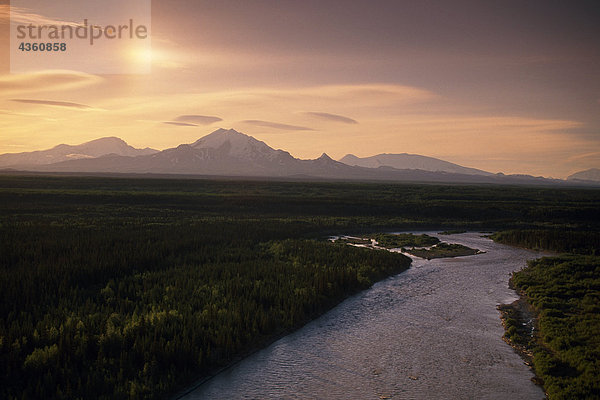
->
[{"left": 182, "top": 232, "right": 546, "bottom": 399}]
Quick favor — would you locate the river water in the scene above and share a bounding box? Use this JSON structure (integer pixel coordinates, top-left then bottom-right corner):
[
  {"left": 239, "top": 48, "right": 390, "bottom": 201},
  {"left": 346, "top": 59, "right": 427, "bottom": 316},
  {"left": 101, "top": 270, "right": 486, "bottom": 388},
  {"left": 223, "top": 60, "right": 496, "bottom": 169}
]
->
[{"left": 183, "top": 232, "right": 546, "bottom": 399}]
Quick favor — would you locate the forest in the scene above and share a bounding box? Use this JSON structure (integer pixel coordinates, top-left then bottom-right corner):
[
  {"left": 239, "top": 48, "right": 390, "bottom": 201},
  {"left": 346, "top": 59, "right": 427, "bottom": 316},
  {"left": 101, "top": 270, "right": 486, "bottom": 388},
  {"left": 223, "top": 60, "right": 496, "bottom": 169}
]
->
[
  {"left": 0, "top": 174, "right": 599, "bottom": 399},
  {"left": 493, "top": 230, "right": 600, "bottom": 400}
]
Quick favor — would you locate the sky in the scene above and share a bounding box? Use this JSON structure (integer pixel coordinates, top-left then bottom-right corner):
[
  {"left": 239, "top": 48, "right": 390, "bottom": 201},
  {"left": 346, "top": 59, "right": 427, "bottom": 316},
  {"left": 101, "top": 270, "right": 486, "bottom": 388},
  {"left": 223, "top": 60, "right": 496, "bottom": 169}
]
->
[{"left": 1, "top": 0, "right": 599, "bottom": 178}]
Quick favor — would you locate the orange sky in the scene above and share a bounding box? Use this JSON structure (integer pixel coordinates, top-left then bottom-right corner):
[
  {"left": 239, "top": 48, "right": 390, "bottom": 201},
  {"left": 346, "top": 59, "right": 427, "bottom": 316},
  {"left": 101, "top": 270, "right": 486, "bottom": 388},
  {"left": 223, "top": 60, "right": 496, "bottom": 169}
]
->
[{"left": 1, "top": 1, "right": 599, "bottom": 178}]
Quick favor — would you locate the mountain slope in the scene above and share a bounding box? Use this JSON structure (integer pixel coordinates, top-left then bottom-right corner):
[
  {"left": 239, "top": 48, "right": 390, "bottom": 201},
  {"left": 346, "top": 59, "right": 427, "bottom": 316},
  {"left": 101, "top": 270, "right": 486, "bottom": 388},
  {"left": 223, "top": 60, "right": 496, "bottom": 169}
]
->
[
  {"left": 567, "top": 168, "right": 600, "bottom": 182},
  {"left": 0, "top": 137, "right": 157, "bottom": 168},
  {"left": 339, "top": 153, "right": 492, "bottom": 176}
]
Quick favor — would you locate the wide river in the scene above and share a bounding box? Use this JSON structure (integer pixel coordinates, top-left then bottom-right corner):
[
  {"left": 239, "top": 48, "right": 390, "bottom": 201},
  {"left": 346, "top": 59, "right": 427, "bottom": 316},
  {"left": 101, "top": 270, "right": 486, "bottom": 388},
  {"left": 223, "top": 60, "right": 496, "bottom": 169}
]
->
[{"left": 183, "top": 232, "right": 546, "bottom": 399}]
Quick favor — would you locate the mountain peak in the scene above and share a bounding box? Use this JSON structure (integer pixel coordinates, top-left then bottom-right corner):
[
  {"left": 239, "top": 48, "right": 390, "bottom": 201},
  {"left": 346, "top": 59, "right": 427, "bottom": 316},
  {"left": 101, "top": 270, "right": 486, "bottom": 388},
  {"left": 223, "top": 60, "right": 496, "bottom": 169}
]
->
[
  {"left": 50, "top": 136, "right": 127, "bottom": 151},
  {"left": 212, "top": 128, "right": 240, "bottom": 136},
  {"left": 75, "top": 137, "right": 157, "bottom": 157},
  {"left": 190, "top": 128, "right": 287, "bottom": 161},
  {"left": 191, "top": 128, "right": 249, "bottom": 147},
  {"left": 318, "top": 153, "right": 333, "bottom": 161},
  {"left": 86, "top": 136, "right": 127, "bottom": 145}
]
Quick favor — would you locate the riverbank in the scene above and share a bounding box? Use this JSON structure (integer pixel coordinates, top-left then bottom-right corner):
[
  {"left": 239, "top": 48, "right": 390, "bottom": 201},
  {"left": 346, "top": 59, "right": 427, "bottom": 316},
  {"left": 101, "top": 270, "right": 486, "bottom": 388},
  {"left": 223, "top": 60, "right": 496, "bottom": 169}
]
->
[
  {"left": 171, "top": 326, "right": 296, "bottom": 399},
  {"left": 497, "top": 296, "right": 544, "bottom": 387},
  {"left": 171, "top": 255, "right": 413, "bottom": 399},
  {"left": 493, "top": 230, "right": 600, "bottom": 400}
]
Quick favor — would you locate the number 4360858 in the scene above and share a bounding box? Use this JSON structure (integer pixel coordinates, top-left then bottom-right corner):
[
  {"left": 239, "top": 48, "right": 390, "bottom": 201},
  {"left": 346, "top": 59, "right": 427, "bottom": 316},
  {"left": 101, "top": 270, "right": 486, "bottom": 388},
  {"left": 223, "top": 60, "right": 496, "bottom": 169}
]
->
[{"left": 18, "top": 42, "right": 67, "bottom": 52}]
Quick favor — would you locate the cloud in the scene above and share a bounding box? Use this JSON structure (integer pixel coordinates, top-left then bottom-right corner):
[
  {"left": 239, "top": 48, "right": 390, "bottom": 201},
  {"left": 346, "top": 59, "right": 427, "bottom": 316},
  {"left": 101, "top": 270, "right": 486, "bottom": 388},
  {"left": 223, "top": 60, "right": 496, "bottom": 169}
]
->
[
  {"left": 174, "top": 115, "right": 223, "bottom": 125},
  {"left": 163, "top": 121, "right": 198, "bottom": 127},
  {"left": 304, "top": 112, "right": 357, "bottom": 124},
  {"left": 0, "top": 108, "right": 59, "bottom": 121},
  {"left": 0, "top": 109, "right": 25, "bottom": 116},
  {"left": 564, "top": 151, "right": 600, "bottom": 163},
  {"left": 162, "top": 115, "right": 223, "bottom": 127},
  {"left": 0, "top": 5, "right": 7, "bottom": 22},
  {"left": 295, "top": 84, "right": 437, "bottom": 104},
  {"left": 0, "top": 70, "right": 102, "bottom": 95},
  {"left": 241, "top": 120, "right": 314, "bottom": 131},
  {"left": 10, "top": 99, "right": 93, "bottom": 109},
  {"left": 2, "top": 5, "right": 84, "bottom": 27}
]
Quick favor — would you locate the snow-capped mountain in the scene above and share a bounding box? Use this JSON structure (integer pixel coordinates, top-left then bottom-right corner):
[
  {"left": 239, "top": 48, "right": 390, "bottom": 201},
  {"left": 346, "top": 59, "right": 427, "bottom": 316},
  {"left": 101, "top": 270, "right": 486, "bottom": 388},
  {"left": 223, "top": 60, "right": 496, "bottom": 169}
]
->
[
  {"left": 0, "top": 137, "right": 157, "bottom": 168},
  {"left": 190, "top": 128, "right": 292, "bottom": 161}
]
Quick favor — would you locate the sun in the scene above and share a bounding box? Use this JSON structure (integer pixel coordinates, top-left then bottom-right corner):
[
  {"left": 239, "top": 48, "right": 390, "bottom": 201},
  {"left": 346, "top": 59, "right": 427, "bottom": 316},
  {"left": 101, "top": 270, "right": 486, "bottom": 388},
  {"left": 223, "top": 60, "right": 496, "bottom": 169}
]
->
[{"left": 124, "top": 44, "right": 153, "bottom": 73}]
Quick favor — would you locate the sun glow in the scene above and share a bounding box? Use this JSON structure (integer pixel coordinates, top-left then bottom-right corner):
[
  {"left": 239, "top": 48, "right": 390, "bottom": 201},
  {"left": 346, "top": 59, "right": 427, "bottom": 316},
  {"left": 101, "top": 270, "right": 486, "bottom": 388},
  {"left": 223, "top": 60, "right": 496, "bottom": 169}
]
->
[{"left": 128, "top": 46, "right": 153, "bottom": 66}]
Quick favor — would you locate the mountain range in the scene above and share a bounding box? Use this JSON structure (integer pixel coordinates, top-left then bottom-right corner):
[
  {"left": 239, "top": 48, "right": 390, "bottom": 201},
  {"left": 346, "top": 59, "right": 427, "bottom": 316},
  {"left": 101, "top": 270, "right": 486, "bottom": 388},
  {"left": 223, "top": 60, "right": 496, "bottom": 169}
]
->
[{"left": 0, "top": 128, "right": 596, "bottom": 185}]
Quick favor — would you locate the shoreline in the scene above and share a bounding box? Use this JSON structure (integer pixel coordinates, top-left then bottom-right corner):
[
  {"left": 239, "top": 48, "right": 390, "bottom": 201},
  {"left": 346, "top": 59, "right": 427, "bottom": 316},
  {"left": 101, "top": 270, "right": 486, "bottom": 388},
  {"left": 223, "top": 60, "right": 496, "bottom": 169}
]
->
[
  {"left": 170, "top": 268, "right": 410, "bottom": 399},
  {"left": 497, "top": 286, "right": 547, "bottom": 392},
  {"left": 171, "top": 327, "right": 291, "bottom": 399}
]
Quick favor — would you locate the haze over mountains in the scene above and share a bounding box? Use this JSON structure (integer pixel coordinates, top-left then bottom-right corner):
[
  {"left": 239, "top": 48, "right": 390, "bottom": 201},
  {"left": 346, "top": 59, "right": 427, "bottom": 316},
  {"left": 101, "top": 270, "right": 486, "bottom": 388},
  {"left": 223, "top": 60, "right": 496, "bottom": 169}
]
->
[
  {"left": 567, "top": 168, "right": 600, "bottom": 183},
  {"left": 339, "top": 153, "right": 493, "bottom": 176},
  {"left": 0, "top": 128, "right": 595, "bottom": 185}
]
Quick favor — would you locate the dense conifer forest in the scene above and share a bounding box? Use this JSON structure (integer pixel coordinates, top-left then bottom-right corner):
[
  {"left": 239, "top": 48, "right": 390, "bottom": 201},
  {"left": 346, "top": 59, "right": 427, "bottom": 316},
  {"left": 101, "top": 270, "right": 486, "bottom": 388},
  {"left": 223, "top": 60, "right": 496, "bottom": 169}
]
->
[
  {"left": 0, "top": 174, "right": 598, "bottom": 399},
  {"left": 493, "top": 230, "right": 600, "bottom": 400}
]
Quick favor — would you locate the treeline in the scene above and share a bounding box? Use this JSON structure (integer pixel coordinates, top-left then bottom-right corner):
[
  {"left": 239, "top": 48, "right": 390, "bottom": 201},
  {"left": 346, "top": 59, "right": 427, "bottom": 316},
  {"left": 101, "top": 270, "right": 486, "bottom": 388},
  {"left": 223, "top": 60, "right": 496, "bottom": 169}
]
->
[
  {"left": 0, "top": 219, "right": 410, "bottom": 399},
  {"left": 491, "top": 229, "right": 600, "bottom": 255},
  {"left": 1, "top": 175, "right": 599, "bottom": 231},
  {"left": 494, "top": 230, "right": 600, "bottom": 399}
]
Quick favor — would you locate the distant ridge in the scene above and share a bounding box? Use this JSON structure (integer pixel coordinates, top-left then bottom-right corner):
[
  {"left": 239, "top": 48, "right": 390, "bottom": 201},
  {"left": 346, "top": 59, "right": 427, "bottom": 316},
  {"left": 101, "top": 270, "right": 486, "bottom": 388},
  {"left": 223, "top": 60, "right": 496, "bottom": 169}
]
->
[
  {"left": 568, "top": 168, "right": 600, "bottom": 182},
  {"left": 339, "top": 153, "right": 492, "bottom": 176}
]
